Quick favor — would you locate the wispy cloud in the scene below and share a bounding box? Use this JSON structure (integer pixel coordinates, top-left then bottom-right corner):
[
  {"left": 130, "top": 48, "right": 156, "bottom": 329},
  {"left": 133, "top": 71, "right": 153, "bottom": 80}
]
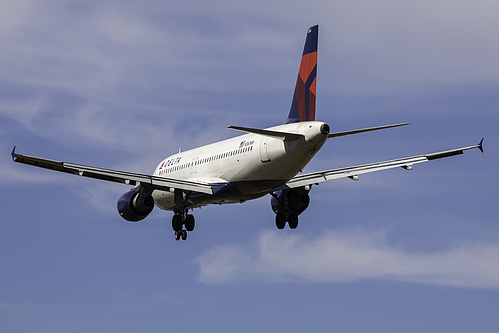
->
[
  {"left": 2, "top": 0, "right": 498, "bottom": 151},
  {"left": 197, "top": 229, "right": 499, "bottom": 288}
]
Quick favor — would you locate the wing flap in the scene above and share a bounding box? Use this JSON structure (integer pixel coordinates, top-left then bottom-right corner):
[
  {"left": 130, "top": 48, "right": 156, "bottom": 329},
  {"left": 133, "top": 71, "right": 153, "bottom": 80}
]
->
[
  {"left": 278, "top": 140, "right": 484, "bottom": 190},
  {"left": 12, "top": 148, "right": 214, "bottom": 194},
  {"left": 13, "top": 150, "right": 76, "bottom": 176}
]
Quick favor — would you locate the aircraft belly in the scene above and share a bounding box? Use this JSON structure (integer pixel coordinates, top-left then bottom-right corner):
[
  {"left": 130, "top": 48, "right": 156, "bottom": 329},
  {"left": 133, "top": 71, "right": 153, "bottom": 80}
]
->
[{"left": 152, "top": 180, "right": 277, "bottom": 212}]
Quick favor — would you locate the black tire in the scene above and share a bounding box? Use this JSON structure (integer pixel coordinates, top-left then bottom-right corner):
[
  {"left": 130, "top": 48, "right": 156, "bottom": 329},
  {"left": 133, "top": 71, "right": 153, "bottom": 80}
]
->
[
  {"left": 288, "top": 213, "right": 298, "bottom": 229},
  {"left": 276, "top": 213, "right": 286, "bottom": 229},
  {"left": 172, "top": 214, "right": 183, "bottom": 232},
  {"left": 185, "top": 214, "right": 195, "bottom": 232},
  {"left": 181, "top": 229, "right": 187, "bottom": 240}
]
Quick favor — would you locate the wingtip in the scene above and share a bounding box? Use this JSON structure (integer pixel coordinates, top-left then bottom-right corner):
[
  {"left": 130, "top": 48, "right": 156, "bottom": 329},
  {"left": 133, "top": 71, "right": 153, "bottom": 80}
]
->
[
  {"left": 11, "top": 146, "right": 16, "bottom": 161},
  {"left": 478, "top": 138, "right": 484, "bottom": 153}
]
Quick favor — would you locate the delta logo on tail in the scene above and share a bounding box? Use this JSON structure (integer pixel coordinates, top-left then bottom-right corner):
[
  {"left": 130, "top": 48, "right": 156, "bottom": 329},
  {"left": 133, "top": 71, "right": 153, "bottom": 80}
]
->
[{"left": 287, "top": 25, "right": 318, "bottom": 123}]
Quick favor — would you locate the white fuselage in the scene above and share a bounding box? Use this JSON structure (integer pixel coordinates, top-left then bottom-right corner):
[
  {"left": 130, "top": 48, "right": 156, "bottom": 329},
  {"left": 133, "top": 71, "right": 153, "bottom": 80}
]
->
[{"left": 151, "top": 121, "right": 329, "bottom": 211}]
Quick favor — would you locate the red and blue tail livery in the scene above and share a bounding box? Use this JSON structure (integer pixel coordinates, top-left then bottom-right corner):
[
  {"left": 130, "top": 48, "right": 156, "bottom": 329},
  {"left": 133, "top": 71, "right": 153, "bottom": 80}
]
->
[{"left": 286, "top": 25, "right": 319, "bottom": 123}]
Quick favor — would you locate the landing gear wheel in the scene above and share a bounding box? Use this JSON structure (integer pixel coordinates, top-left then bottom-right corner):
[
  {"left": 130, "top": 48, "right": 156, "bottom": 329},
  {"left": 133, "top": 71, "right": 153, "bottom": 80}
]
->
[
  {"left": 185, "top": 214, "right": 195, "bottom": 232},
  {"left": 170, "top": 195, "right": 194, "bottom": 241},
  {"left": 174, "top": 229, "right": 188, "bottom": 241},
  {"left": 288, "top": 213, "right": 298, "bottom": 229},
  {"left": 276, "top": 213, "right": 286, "bottom": 229}
]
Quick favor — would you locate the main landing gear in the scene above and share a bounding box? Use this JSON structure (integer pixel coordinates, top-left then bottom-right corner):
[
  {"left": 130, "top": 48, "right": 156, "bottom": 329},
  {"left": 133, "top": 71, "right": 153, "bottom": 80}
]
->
[
  {"left": 172, "top": 211, "right": 195, "bottom": 241},
  {"left": 171, "top": 189, "right": 195, "bottom": 241}
]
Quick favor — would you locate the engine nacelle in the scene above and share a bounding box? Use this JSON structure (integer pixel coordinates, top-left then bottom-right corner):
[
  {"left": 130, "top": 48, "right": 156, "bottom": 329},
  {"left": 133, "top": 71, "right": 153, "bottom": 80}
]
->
[
  {"left": 271, "top": 187, "right": 310, "bottom": 216},
  {"left": 117, "top": 189, "right": 154, "bottom": 222}
]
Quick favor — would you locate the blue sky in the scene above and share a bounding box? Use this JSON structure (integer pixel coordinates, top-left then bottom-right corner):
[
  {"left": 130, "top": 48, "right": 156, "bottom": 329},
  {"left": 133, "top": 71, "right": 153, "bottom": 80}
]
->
[{"left": 1, "top": 0, "right": 498, "bottom": 331}]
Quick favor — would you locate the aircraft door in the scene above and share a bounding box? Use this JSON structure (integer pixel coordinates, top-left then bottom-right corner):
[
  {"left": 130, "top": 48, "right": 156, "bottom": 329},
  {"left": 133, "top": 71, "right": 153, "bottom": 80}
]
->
[
  {"left": 259, "top": 137, "right": 271, "bottom": 163},
  {"left": 190, "top": 157, "right": 198, "bottom": 174}
]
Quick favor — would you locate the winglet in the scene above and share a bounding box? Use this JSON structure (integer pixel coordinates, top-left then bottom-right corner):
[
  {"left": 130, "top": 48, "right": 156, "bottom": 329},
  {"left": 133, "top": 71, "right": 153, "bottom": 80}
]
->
[
  {"left": 478, "top": 138, "right": 484, "bottom": 153},
  {"left": 11, "top": 146, "right": 16, "bottom": 161}
]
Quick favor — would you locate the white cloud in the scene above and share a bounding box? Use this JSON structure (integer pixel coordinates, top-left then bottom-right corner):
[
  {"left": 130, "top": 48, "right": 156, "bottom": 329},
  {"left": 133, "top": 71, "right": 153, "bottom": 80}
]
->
[
  {"left": 1, "top": 0, "right": 495, "bottom": 226},
  {"left": 197, "top": 229, "right": 499, "bottom": 288},
  {"left": 320, "top": 0, "right": 499, "bottom": 95},
  {"left": 2, "top": 0, "right": 498, "bottom": 148}
]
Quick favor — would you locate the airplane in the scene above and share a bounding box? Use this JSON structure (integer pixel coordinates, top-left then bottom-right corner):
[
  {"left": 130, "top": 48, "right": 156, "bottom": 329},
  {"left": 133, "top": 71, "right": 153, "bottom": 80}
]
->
[{"left": 12, "top": 25, "right": 483, "bottom": 241}]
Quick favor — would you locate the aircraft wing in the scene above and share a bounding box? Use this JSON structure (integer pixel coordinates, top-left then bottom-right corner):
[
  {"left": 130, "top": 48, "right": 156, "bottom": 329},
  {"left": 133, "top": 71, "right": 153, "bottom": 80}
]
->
[
  {"left": 11, "top": 147, "right": 214, "bottom": 195},
  {"left": 276, "top": 139, "right": 484, "bottom": 190}
]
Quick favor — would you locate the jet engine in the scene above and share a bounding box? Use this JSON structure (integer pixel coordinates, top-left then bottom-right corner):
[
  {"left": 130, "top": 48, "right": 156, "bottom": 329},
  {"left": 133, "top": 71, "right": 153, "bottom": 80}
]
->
[
  {"left": 117, "top": 189, "right": 154, "bottom": 222},
  {"left": 270, "top": 187, "right": 310, "bottom": 229}
]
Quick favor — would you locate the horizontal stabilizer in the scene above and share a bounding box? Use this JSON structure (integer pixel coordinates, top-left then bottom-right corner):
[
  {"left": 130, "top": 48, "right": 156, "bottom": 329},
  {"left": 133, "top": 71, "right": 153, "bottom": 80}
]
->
[
  {"left": 228, "top": 126, "right": 304, "bottom": 141},
  {"left": 328, "top": 123, "right": 410, "bottom": 138}
]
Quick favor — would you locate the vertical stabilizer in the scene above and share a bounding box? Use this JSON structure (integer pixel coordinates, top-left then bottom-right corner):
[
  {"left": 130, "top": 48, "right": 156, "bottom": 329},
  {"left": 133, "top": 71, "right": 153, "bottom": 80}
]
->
[{"left": 286, "top": 25, "right": 318, "bottom": 123}]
